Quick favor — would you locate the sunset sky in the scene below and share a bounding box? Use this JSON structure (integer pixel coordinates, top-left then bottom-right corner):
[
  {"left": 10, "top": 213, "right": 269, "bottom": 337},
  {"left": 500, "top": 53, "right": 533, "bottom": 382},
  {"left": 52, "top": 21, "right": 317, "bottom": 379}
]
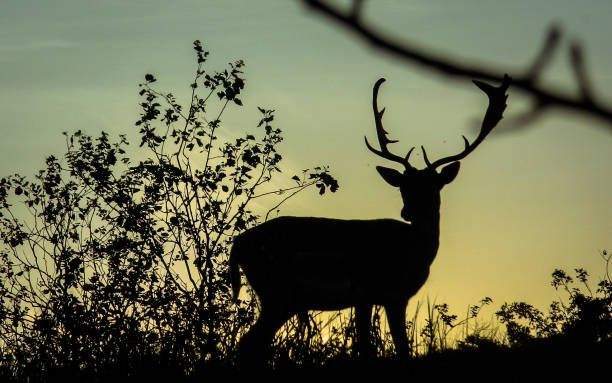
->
[{"left": 1, "top": 0, "right": 611, "bottom": 324}]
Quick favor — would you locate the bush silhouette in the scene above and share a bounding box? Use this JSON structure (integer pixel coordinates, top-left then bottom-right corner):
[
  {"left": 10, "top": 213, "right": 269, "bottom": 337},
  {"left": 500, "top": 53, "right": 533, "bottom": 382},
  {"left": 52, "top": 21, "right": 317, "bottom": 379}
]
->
[
  {"left": 0, "top": 40, "right": 337, "bottom": 381},
  {"left": 496, "top": 250, "right": 612, "bottom": 346}
]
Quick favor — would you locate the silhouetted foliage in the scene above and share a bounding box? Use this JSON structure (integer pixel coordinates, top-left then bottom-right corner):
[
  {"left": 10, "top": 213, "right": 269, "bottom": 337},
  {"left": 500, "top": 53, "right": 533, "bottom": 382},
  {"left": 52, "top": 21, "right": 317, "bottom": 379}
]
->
[
  {"left": 496, "top": 250, "right": 612, "bottom": 346},
  {"left": 0, "top": 40, "right": 338, "bottom": 381}
]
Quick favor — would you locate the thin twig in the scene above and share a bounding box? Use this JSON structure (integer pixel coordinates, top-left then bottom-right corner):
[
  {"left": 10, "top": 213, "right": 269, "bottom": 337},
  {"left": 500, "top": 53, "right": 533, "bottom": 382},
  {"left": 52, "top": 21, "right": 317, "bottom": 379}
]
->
[{"left": 302, "top": 0, "right": 612, "bottom": 127}]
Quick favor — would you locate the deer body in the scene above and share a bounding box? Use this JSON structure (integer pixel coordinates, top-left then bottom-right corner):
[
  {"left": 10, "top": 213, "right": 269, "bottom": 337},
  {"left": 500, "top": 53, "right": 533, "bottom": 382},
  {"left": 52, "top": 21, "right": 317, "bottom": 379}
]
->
[
  {"left": 230, "top": 75, "right": 510, "bottom": 362},
  {"left": 231, "top": 216, "right": 438, "bottom": 310}
]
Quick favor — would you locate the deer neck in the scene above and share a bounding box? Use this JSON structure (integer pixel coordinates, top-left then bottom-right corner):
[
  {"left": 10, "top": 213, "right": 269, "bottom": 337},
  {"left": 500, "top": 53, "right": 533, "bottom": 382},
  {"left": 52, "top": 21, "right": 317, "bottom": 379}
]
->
[{"left": 411, "top": 210, "right": 440, "bottom": 262}]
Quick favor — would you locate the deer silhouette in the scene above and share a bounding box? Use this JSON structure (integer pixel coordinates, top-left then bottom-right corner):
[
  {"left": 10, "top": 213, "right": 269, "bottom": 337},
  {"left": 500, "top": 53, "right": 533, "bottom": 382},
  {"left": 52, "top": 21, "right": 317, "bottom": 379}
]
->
[{"left": 230, "top": 75, "right": 510, "bottom": 362}]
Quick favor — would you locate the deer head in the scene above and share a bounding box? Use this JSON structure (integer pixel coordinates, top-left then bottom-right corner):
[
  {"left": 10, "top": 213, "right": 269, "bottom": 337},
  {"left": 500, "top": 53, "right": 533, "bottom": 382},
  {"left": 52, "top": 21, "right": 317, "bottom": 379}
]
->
[{"left": 365, "top": 76, "right": 511, "bottom": 222}]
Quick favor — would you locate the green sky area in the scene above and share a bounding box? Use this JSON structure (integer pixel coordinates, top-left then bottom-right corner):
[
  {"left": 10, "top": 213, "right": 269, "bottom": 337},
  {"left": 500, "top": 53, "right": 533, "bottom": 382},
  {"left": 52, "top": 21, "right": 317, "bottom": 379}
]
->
[{"left": 1, "top": 0, "right": 611, "bottom": 322}]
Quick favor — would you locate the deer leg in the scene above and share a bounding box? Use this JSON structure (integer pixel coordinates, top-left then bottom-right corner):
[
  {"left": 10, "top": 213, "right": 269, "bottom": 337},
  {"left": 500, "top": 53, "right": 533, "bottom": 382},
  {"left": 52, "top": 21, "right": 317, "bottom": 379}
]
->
[
  {"left": 385, "top": 302, "right": 410, "bottom": 358},
  {"left": 238, "top": 306, "right": 292, "bottom": 366},
  {"left": 355, "top": 304, "right": 374, "bottom": 358}
]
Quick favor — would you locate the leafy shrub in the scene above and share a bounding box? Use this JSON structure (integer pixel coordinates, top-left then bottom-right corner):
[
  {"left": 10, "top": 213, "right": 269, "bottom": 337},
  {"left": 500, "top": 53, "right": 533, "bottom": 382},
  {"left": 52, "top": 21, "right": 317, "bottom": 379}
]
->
[
  {"left": 0, "top": 40, "right": 337, "bottom": 381},
  {"left": 496, "top": 250, "right": 612, "bottom": 346}
]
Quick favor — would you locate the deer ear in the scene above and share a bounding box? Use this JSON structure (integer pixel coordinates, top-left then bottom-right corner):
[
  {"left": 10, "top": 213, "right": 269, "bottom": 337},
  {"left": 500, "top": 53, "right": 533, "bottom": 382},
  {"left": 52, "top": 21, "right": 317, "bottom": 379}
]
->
[
  {"left": 376, "top": 166, "right": 404, "bottom": 187},
  {"left": 438, "top": 162, "right": 460, "bottom": 185}
]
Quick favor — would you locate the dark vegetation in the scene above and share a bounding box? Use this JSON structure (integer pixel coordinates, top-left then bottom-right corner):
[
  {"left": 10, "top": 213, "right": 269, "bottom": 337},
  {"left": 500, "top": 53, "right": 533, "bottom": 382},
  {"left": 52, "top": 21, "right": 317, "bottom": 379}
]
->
[{"left": 1, "top": 42, "right": 610, "bottom": 381}]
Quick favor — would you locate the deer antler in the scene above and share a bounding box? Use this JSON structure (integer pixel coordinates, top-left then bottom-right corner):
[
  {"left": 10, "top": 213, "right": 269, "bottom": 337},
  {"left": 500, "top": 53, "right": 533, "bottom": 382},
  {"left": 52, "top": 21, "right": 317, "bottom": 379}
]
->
[
  {"left": 365, "top": 78, "right": 415, "bottom": 169},
  {"left": 422, "top": 74, "right": 512, "bottom": 170}
]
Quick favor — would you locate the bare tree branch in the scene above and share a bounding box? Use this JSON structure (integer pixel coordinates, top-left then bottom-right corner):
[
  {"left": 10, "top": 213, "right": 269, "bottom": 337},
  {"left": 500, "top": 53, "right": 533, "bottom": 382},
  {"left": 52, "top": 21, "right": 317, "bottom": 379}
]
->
[{"left": 302, "top": 0, "right": 612, "bottom": 128}]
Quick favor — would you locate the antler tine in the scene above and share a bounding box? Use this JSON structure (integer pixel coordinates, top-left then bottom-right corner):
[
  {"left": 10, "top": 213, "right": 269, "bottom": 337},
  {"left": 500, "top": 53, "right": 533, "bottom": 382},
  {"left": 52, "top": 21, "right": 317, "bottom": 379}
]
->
[
  {"left": 422, "top": 136, "right": 469, "bottom": 168},
  {"left": 364, "top": 78, "right": 414, "bottom": 169},
  {"left": 426, "top": 74, "right": 511, "bottom": 170},
  {"left": 405, "top": 147, "right": 415, "bottom": 163},
  {"left": 421, "top": 146, "right": 431, "bottom": 168}
]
